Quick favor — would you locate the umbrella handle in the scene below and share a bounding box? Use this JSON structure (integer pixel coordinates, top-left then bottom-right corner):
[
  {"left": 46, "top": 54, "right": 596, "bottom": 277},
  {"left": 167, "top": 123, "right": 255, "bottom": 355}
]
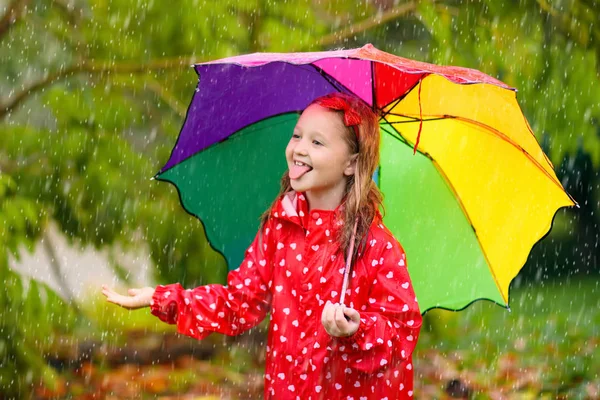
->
[{"left": 339, "top": 217, "right": 358, "bottom": 306}]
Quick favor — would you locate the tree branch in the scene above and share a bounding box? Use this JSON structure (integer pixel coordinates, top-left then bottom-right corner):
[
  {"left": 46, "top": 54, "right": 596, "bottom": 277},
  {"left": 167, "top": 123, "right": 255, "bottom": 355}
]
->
[
  {"left": 0, "top": 56, "right": 201, "bottom": 119},
  {"left": 315, "top": 1, "right": 419, "bottom": 48},
  {"left": 0, "top": 0, "right": 29, "bottom": 41},
  {"left": 49, "top": 0, "right": 84, "bottom": 27},
  {"left": 109, "top": 75, "right": 188, "bottom": 118},
  {"left": 535, "top": 0, "right": 559, "bottom": 17},
  {"left": 144, "top": 77, "right": 188, "bottom": 118},
  {"left": 1, "top": 2, "right": 423, "bottom": 119}
]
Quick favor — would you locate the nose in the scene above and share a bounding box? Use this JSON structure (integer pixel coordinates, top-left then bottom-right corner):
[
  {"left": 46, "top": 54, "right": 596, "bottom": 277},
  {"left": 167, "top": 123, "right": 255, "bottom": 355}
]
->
[{"left": 292, "top": 139, "right": 308, "bottom": 156}]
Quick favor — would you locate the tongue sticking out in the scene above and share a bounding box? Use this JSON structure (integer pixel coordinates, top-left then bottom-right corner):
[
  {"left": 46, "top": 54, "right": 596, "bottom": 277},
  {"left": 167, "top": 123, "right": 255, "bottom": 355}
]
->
[{"left": 289, "top": 164, "right": 311, "bottom": 180}]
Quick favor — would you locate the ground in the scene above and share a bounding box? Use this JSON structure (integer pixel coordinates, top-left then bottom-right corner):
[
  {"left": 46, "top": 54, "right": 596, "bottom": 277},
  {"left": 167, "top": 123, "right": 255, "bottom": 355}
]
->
[{"left": 35, "top": 278, "right": 599, "bottom": 399}]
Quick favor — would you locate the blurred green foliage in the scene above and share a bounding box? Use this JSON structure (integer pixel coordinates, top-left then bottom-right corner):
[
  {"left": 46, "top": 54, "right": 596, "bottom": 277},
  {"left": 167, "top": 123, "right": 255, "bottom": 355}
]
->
[
  {"left": 415, "top": 0, "right": 600, "bottom": 165},
  {"left": 417, "top": 278, "right": 600, "bottom": 397},
  {"left": 0, "top": 0, "right": 599, "bottom": 397},
  {"left": 0, "top": 175, "right": 78, "bottom": 396}
]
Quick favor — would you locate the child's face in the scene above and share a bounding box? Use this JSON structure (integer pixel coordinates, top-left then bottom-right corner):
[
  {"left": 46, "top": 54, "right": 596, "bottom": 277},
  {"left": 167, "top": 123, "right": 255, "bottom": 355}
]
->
[{"left": 285, "top": 104, "right": 357, "bottom": 198}]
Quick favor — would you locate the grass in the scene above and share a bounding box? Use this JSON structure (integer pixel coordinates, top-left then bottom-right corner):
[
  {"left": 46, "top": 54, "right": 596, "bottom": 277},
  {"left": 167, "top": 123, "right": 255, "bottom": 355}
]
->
[{"left": 415, "top": 277, "right": 600, "bottom": 398}]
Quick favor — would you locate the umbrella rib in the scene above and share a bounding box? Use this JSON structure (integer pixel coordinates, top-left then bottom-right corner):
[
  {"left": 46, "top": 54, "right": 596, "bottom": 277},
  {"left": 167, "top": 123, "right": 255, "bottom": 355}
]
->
[
  {"left": 379, "top": 97, "right": 403, "bottom": 120},
  {"left": 370, "top": 61, "right": 376, "bottom": 111},
  {"left": 380, "top": 119, "right": 432, "bottom": 158},
  {"left": 380, "top": 121, "right": 412, "bottom": 147},
  {"left": 387, "top": 116, "right": 449, "bottom": 123},
  {"left": 157, "top": 112, "right": 301, "bottom": 175},
  {"left": 157, "top": 86, "right": 201, "bottom": 176},
  {"left": 382, "top": 119, "right": 508, "bottom": 306},
  {"left": 378, "top": 76, "right": 426, "bottom": 119},
  {"left": 306, "top": 62, "right": 361, "bottom": 96},
  {"left": 386, "top": 113, "right": 571, "bottom": 198},
  {"left": 429, "top": 159, "right": 507, "bottom": 306},
  {"left": 447, "top": 114, "right": 571, "bottom": 197},
  {"left": 304, "top": 61, "right": 388, "bottom": 107},
  {"left": 380, "top": 119, "right": 509, "bottom": 307}
]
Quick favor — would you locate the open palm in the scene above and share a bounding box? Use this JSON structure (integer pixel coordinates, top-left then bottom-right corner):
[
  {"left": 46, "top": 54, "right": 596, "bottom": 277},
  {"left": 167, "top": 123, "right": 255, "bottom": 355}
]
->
[{"left": 101, "top": 285, "right": 155, "bottom": 310}]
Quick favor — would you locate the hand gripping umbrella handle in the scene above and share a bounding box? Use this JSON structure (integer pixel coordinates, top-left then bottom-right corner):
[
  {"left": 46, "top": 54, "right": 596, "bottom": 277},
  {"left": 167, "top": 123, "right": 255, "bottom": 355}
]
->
[{"left": 339, "top": 217, "right": 359, "bottom": 306}]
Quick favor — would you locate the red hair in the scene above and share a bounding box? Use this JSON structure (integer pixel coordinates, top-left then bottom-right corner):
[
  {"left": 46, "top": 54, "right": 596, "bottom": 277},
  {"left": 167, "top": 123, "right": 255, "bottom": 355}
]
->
[{"left": 259, "top": 92, "right": 384, "bottom": 260}]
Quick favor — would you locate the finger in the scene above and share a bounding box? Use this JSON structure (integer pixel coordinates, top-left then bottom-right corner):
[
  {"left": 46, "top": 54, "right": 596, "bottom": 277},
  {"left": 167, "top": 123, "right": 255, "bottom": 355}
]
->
[
  {"left": 334, "top": 304, "right": 350, "bottom": 332},
  {"left": 102, "top": 286, "right": 119, "bottom": 295},
  {"left": 327, "top": 303, "right": 338, "bottom": 327},
  {"left": 104, "top": 295, "right": 122, "bottom": 306},
  {"left": 128, "top": 288, "right": 138, "bottom": 296},
  {"left": 104, "top": 290, "right": 125, "bottom": 302},
  {"left": 322, "top": 303, "right": 339, "bottom": 335},
  {"left": 323, "top": 303, "right": 336, "bottom": 330},
  {"left": 343, "top": 307, "right": 360, "bottom": 323},
  {"left": 106, "top": 297, "right": 128, "bottom": 307},
  {"left": 107, "top": 292, "right": 138, "bottom": 308},
  {"left": 321, "top": 301, "right": 330, "bottom": 326},
  {"left": 324, "top": 302, "right": 335, "bottom": 319},
  {"left": 102, "top": 285, "right": 118, "bottom": 292},
  {"left": 107, "top": 293, "right": 128, "bottom": 305}
]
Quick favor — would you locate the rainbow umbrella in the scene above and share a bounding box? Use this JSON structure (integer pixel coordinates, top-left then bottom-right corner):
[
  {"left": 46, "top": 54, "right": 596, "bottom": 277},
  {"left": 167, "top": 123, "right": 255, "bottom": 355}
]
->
[{"left": 156, "top": 44, "right": 576, "bottom": 313}]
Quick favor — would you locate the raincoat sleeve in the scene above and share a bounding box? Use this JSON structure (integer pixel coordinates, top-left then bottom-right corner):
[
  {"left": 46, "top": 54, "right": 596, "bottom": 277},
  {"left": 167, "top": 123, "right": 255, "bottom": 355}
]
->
[
  {"left": 336, "top": 237, "right": 422, "bottom": 373},
  {"left": 149, "top": 218, "right": 276, "bottom": 340}
]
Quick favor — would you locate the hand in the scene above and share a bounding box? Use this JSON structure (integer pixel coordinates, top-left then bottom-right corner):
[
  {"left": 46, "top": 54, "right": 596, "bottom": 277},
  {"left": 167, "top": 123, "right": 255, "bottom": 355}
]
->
[
  {"left": 101, "top": 285, "right": 155, "bottom": 310},
  {"left": 321, "top": 300, "right": 360, "bottom": 337}
]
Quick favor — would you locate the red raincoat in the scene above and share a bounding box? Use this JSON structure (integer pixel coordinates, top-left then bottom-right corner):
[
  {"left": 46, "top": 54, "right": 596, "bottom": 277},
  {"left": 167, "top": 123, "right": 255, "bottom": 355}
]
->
[{"left": 151, "top": 191, "right": 422, "bottom": 399}]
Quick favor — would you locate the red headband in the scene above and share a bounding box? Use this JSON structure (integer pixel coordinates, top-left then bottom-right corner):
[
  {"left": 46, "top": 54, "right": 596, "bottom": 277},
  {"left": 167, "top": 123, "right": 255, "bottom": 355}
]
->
[{"left": 315, "top": 96, "right": 361, "bottom": 139}]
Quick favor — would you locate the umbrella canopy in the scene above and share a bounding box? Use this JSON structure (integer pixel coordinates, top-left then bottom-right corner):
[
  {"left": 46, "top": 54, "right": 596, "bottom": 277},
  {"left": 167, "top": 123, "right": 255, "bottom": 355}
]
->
[{"left": 156, "top": 44, "right": 576, "bottom": 313}]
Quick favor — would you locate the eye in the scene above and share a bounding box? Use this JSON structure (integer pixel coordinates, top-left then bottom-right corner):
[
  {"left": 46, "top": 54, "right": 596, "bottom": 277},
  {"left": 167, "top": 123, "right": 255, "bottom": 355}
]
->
[
  {"left": 292, "top": 133, "right": 300, "bottom": 139},
  {"left": 313, "top": 140, "right": 323, "bottom": 146}
]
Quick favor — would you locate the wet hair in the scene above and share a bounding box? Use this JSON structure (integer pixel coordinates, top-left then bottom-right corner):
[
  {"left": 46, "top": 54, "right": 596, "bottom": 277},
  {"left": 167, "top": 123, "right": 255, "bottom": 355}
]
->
[{"left": 258, "top": 92, "right": 384, "bottom": 261}]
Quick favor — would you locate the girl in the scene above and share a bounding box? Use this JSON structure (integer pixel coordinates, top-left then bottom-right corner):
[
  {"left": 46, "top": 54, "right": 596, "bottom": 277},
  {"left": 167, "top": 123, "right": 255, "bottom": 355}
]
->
[{"left": 102, "top": 92, "right": 422, "bottom": 399}]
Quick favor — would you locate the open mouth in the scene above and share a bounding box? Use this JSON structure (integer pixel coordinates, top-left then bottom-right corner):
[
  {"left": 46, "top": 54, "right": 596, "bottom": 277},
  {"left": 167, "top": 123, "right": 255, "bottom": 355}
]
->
[{"left": 289, "top": 160, "right": 313, "bottom": 180}]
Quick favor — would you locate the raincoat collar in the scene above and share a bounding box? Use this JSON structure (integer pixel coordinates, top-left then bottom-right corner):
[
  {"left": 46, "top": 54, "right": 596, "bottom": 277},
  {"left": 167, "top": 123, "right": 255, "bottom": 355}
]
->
[{"left": 273, "top": 191, "right": 345, "bottom": 232}]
